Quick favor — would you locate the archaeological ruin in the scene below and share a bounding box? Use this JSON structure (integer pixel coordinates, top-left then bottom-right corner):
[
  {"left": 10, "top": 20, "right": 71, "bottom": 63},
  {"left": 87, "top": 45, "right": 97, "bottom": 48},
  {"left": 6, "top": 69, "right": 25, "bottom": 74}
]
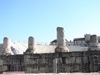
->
[{"left": 0, "top": 27, "right": 100, "bottom": 73}]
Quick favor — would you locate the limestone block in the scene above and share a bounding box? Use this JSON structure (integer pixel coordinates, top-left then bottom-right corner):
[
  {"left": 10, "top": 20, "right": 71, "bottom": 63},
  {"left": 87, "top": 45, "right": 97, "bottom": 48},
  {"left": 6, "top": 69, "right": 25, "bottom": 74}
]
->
[
  {"left": 0, "top": 60, "right": 3, "bottom": 65},
  {"left": 76, "top": 57, "right": 81, "bottom": 63},
  {"left": 68, "top": 57, "right": 75, "bottom": 63},
  {"left": 66, "top": 58, "right": 69, "bottom": 64},
  {"left": 83, "top": 57, "right": 88, "bottom": 63},
  {"left": 3, "top": 66, "right": 7, "bottom": 71}
]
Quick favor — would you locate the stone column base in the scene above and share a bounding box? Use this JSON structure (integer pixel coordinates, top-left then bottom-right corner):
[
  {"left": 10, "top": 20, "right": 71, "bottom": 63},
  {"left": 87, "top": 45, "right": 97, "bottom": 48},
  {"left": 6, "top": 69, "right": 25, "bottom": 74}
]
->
[
  {"left": 55, "top": 46, "right": 69, "bottom": 52},
  {"left": 25, "top": 48, "right": 34, "bottom": 54}
]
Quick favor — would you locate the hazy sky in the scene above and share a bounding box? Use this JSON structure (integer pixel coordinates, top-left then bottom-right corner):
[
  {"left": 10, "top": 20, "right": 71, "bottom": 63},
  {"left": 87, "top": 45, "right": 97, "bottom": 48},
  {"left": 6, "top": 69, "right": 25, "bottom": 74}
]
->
[{"left": 0, "top": 0, "right": 100, "bottom": 44}]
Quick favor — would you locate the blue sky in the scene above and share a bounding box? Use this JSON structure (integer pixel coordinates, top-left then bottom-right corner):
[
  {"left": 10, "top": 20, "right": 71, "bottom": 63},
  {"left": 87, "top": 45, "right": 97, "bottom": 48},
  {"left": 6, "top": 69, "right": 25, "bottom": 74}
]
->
[{"left": 0, "top": 0, "right": 100, "bottom": 44}]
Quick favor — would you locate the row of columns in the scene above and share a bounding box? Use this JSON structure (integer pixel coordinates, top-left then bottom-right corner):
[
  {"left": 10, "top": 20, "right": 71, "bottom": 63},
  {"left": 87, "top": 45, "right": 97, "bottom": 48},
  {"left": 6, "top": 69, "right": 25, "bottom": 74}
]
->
[
  {"left": 2, "top": 27, "right": 100, "bottom": 55},
  {"left": 2, "top": 27, "right": 69, "bottom": 55},
  {"left": 25, "top": 27, "right": 69, "bottom": 54}
]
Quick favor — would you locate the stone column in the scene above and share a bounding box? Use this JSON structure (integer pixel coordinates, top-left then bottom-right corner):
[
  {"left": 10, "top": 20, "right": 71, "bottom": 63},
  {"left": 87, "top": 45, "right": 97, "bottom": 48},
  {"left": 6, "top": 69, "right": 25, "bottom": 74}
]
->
[
  {"left": 90, "top": 35, "right": 98, "bottom": 43},
  {"left": 84, "top": 34, "right": 91, "bottom": 42},
  {"left": 88, "top": 35, "right": 100, "bottom": 50},
  {"left": 28, "top": 36, "right": 34, "bottom": 50},
  {"left": 55, "top": 27, "right": 69, "bottom": 52},
  {"left": 2, "top": 37, "right": 11, "bottom": 55},
  {"left": 25, "top": 36, "right": 35, "bottom": 53}
]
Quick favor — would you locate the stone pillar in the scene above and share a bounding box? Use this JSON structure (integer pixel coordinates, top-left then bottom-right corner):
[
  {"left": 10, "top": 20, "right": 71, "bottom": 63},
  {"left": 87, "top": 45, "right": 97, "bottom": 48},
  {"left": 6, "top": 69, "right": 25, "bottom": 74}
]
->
[
  {"left": 84, "top": 34, "right": 91, "bottom": 45},
  {"left": 28, "top": 36, "right": 34, "bottom": 50},
  {"left": 55, "top": 27, "right": 69, "bottom": 52},
  {"left": 53, "top": 58, "right": 58, "bottom": 73},
  {"left": 57, "top": 27, "right": 65, "bottom": 46},
  {"left": 88, "top": 35, "right": 100, "bottom": 50},
  {"left": 2, "top": 37, "right": 12, "bottom": 55},
  {"left": 25, "top": 36, "right": 35, "bottom": 53},
  {"left": 90, "top": 35, "right": 98, "bottom": 43},
  {"left": 3, "top": 37, "right": 10, "bottom": 49}
]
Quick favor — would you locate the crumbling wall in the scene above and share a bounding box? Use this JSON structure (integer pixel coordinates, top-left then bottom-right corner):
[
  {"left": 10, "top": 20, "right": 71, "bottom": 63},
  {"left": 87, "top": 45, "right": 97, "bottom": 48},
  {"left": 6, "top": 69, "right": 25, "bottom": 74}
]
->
[
  {"left": 0, "top": 55, "right": 24, "bottom": 73},
  {"left": 88, "top": 51, "right": 100, "bottom": 72},
  {"left": 24, "top": 53, "right": 54, "bottom": 73},
  {"left": 52, "top": 52, "right": 89, "bottom": 73},
  {"left": 0, "top": 50, "right": 100, "bottom": 73},
  {"left": 24, "top": 51, "right": 89, "bottom": 73}
]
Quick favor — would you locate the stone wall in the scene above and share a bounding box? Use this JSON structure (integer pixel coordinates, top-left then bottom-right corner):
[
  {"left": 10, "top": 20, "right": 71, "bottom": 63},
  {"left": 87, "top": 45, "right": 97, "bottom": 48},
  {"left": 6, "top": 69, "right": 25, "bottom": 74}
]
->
[
  {"left": 23, "top": 50, "right": 100, "bottom": 73},
  {"left": 0, "top": 55, "right": 24, "bottom": 73},
  {"left": 88, "top": 51, "right": 100, "bottom": 72},
  {"left": 24, "top": 53, "right": 54, "bottom": 73},
  {"left": 0, "top": 50, "right": 100, "bottom": 73},
  {"left": 24, "top": 52, "right": 89, "bottom": 73}
]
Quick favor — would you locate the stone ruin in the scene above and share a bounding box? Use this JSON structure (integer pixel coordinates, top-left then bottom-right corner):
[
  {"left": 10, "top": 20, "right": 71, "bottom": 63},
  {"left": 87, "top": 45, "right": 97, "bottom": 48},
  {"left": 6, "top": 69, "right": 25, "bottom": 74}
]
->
[
  {"left": 25, "top": 36, "right": 35, "bottom": 54},
  {"left": 2, "top": 37, "right": 12, "bottom": 55},
  {"left": 55, "top": 27, "right": 69, "bottom": 52},
  {"left": 0, "top": 27, "right": 100, "bottom": 73},
  {"left": 88, "top": 35, "right": 100, "bottom": 50}
]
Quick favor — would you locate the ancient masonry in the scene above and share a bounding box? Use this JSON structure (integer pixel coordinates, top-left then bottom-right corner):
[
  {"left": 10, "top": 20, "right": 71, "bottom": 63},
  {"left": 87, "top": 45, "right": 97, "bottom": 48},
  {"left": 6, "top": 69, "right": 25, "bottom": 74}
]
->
[
  {"left": 0, "top": 27, "right": 100, "bottom": 73},
  {"left": 2, "top": 37, "right": 12, "bottom": 55},
  {"left": 55, "top": 27, "right": 69, "bottom": 52},
  {"left": 25, "top": 36, "right": 35, "bottom": 53}
]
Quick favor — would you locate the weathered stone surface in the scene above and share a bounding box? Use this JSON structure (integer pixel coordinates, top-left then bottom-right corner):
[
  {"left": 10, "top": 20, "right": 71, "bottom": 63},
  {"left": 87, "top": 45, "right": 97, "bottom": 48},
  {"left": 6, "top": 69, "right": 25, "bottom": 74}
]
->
[
  {"left": 28, "top": 36, "right": 35, "bottom": 50},
  {"left": 2, "top": 37, "right": 12, "bottom": 55},
  {"left": 3, "top": 37, "right": 9, "bottom": 49},
  {"left": 0, "top": 60, "right": 3, "bottom": 65},
  {"left": 55, "top": 27, "right": 69, "bottom": 52},
  {"left": 57, "top": 27, "right": 65, "bottom": 46},
  {"left": 1, "top": 28, "right": 100, "bottom": 73},
  {"left": 90, "top": 35, "right": 98, "bottom": 43},
  {"left": 25, "top": 36, "right": 35, "bottom": 53},
  {"left": 0, "top": 51, "right": 100, "bottom": 73},
  {"left": 88, "top": 35, "right": 100, "bottom": 50},
  {"left": 84, "top": 34, "right": 91, "bottom": 42}
]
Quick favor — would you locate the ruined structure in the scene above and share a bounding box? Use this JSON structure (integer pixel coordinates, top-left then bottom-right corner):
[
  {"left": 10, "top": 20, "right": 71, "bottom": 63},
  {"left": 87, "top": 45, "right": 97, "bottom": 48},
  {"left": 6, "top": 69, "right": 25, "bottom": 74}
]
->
[
  {"left": 88, "top": 35, "right": 100, "bottom": 50},
  {"left": 0, "top": 27, "right": 100, "bottom": 73},
  {"left": 2, "top": 37, "right": 12, "bottom": 55},
  {"left": 55, "top": 27, "right": 69, "bottom": 52},
  {"left": 25, "top": 36, "right": 35, "bottom": 54}
]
